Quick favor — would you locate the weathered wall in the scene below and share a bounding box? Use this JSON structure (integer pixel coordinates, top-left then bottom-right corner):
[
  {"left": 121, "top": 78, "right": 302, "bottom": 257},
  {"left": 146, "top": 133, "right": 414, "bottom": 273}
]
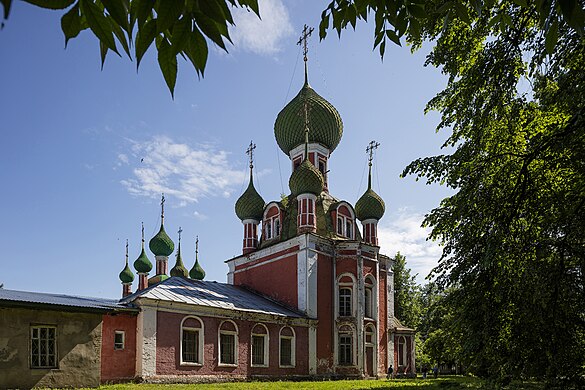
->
[
  {"left": 101, "top": 313, "right": 137, "bottom": 382},
  {"left": 316, "top": 252, "right": 334, "bottom": 374},
  {"left": 0, "top": 306, "right": 102, "bottom": 389},
  {"left": 155, "top": 311, "right": 309, "bottom": 377}
]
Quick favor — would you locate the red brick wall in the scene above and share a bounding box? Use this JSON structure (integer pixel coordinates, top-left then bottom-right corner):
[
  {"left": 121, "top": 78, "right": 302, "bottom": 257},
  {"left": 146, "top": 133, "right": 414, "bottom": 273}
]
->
[
  {"left": 234, "top": 253, "right": 298, "bottom": 309},
  {"left": 101, "top": 313, "right": 137, "bottom": 382},
  {"left": 316, "top": 252, "right": 334, "bottom": 374},
  {"left": 156, "top": 311, "right": 309, "bottom": 377}
]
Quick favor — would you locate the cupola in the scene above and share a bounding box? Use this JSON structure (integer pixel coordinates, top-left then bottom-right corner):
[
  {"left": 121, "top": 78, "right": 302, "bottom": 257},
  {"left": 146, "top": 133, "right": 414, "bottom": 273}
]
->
[
  {"left": 170, "top": 227, "right": 189, "bottom": 278},
  {"left": 189, "top": 236, "right": 206, "bottom": 280},
  {"left": 119, "top": 239, "right": 134, "bottom": 297},
  {"left": 289, "top": 158, "right": 324, "bottom": 196},
  {"left": 133, "top": 223, "right": 152, "bottom": 290},
  {"left": 149, "top": 194, "right": 174, "bottom": 279},
  {"left": 355, "top": 141, "right": 385, "bottom": 245}
]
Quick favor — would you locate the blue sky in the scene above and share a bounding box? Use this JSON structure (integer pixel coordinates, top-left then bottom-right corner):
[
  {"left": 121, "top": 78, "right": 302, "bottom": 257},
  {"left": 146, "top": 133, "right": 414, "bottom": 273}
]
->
[{"left": 0, "top": 0, "right": 452, "bottom": 298}]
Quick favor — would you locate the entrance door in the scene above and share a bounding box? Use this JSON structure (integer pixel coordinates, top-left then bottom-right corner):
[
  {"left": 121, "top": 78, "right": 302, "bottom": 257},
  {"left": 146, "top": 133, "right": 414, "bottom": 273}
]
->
[{"left": 365, "top": 346, "right": 374, "bottom": 377}]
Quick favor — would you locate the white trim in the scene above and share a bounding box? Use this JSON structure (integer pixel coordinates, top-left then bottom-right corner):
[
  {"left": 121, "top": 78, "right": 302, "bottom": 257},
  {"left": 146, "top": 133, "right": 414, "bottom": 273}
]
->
[
  {"left": 336, "top": 272, "right": 357, "bottom": 318},
  {"left": 179, "top": 316, "right": 204, "bottom": 366},
  {"left": 309, "top": 325, "right": 317, "bottom": 374},
  {"left": 242, "top": 218, "right": 260, "bottom": 225},
  {"left": 114, "top": 330, "right": 125, "bottom": 350},
  {"left": 336, "top": 323, "right": 356, "bottom": 367},
  {"left": 335, "top": 202, "right": 356, "bottom": 239},
  {"left": 218, "top": 320, "right": 239, "bottom": 367},
  {"left": 278, "top": 326, "right": 296, "bottom": 368},
  {"left": 250, "top": 323, "right": 270, "bottom": 367},
  {"left": 289, "top": 143, "right": 330, "bottom": 162},
  {"left": 138, "top": 305, "right": 157, "bottom": 378}
]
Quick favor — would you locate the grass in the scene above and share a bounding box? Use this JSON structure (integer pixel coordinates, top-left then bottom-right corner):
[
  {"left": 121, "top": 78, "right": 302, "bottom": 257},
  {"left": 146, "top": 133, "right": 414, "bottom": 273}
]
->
[{"left": 91, "top": 376, "right": 544, "bottom": 390}]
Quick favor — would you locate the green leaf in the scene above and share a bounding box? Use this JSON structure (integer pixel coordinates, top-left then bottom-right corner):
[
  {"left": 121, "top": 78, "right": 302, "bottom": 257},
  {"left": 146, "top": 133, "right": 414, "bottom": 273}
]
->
[
  {"left": 61, "top": 2, "right": 81, "bottom": 47},
  {"left": 133, "top": 0, "right": 154, "bottom": 28},
  {"left": 135, "top": 18, "right": 157, "bottom": 68},
  {"left": 406, "top": 4, "right": 426, "bottom": 19},
  {"left": 379, "top": 38, "right": 386, "bottom": 59},
  {"left": 155, "top": 0, "right": 183, "bottom": 33},
  {"left": 386, "top": 29, "right": 401, "bottom": 46},
  {"left": 195, "top": 12, "right": 227, "bottom": 50},
  {"left": 157, "top": 38, "right": 177, "bottom": 97},
  {"left": 101, "top": 0, "right": 129, "bottom": 32},
  {"left": 22, "top": 0, "right": 74, "bottom": 9},
  {"left": 170, "top": 17, "right": 190, "bottom": 54},
  {"left": 319, "top": 12, "right": 330, "bottom": 40},
  {"left": 545, "top": 19, "right": 558, "bottom": 54},
  {"left": 109, "top": 15, "right": 131, "bottom": 58},
  {"left": 184, "top": 24, "right": 208, "bottom": 76},
  {"left": 511, "top": 0, "right": 528, "bottom": 7},
  {"left": 453, "top": 1, "right": 471, "bottom": 24},
  {"left": 99, "top": 40, "right": 108, "bottom": 69},
  {"left": 80, "top": 0, "right": 119, "bottom": 55},
  {"left": 1, "top": 0, "right": 12, "bottom": 20},
  {"left": 237, "top": 0, "right": 259, "bottom": 17}
]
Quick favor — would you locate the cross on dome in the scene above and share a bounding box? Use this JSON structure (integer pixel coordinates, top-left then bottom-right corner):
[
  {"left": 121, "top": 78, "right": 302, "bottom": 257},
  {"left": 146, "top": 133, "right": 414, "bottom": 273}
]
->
[
  {"left": 366, "top": 140, "right": 380, "bottom": 167},
  {"left": 160, "top": 193, "right": 166, "bottom": 223},
  {"left": 297, "top": 24, "right": 314, "bottom": 84},
  {"left": 246, "top": 141, "right": 256, "bottom": 170}
]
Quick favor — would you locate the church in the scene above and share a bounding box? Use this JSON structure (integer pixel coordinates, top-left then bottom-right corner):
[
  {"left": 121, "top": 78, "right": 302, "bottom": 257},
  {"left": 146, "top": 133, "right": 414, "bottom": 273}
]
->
[{"left": 0, "top": 29, "right": 415, "bottom": 388}]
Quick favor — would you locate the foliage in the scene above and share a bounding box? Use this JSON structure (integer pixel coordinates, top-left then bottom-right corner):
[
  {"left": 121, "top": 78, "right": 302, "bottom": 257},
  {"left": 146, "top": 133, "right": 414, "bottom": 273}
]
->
[
  {"left": 392, "top": 252, "right": 422, "bottom": 329},
  {"left": 0, "top": 0, "right": 259, "bottom": 97}
]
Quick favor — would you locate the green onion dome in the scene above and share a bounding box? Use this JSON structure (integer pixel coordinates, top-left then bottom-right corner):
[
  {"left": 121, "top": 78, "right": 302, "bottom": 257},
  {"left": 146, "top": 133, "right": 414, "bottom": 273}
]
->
[
  {"left": 149, "top": 224, "right": 174, "bottom": 257},
  {"left": 170, "top": 242, "right": 189, "bottom": 277},
  {"left": 133, "top": 246, "right": 152, "bottom": 274},
  {"left": 235, "top": 176, "right": 265, "bottom": 221},
  {"left": 289, "top": 159, "right": 324, "bottom": 196},
  {"left": 119, "top": 263, "right": 134, "bottom": 284},
  {"left": 274, "top": 83, "right": 343, "bottom": 155},
  {"left": 189, "top": 258, "right": 205, "bottom": 280},
  {"left": 355, "top": 188, "right": 385, "bottom": 221}
]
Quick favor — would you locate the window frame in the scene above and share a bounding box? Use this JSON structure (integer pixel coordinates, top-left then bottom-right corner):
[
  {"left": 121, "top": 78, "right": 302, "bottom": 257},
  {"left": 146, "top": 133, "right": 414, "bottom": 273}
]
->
[
  {"left": 338, "top": 287, "right": 352, "bottom": 317},
  {"left": 114, "top": 330, "right": 125, "bottom": 350},
  {"left": 364, "top": 275, "right": 376, "bottom": 319},
  {"left": 218, "top": 320, "right": 238, "bottom": 367},
  {"left": 338, "top": 325, "right": 354, "bottom": 366},
  {"left": 250, "top": 323, "right": 269, "bottom": 367},
  {"left": 335, "top": 204, "right": 355, "bottom": 239},
  {"left": 263, "top": 204, "right": 281, "bottom": 241},
  {"left": 30, "top": 325, "right": 58, "bottom": 369},
  {"left": 278, "top": 326, "right": 296, "bottom": 368},
  {"left": 398, "top": 335, "right": 407, "bottom": 367},
  {"left": 180, "top": 316, "right": 204, "bottom": 366}
]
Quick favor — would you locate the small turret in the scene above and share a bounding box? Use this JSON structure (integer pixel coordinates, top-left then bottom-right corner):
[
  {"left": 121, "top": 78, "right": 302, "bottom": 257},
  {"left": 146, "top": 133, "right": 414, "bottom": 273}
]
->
[
  {"left": 355, "top": 141, "right": 385, "bottom": 245},
  {"left": 149, "top": 194, "right": 174, "bottom": 280},
  {"left": 119, "top": 239, "right": 134, "bottom": 297},
  {"left": 170, "top": 227, "right": 189, "bottom": 277},
  {"left": 133, "top": 223, "right": 152, "bottom": 290},
  {"left": 189, "top": 236, "right": 206, "bottom": 280}
]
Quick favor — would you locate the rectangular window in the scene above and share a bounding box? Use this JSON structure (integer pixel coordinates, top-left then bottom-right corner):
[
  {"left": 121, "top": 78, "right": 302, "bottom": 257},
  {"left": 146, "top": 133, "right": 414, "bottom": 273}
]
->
[
  {"left": 339, "top": 288, "right": 352, "bottom": 317},
  {"left": 339, "top": 334, "right": 352, "bottom": 365},
  {"left": 251, "top": 335, "right": 266, "bottom": 366},
  {"left": 31, "top": 326, "right": 57, "bottom": 368},
  {"left": 114, "top": 331, "right": 125, "bottom": 350},
  {"left": 337, "top": 217, "right": 343, "bottom": 235},
  {"left": 280, "top": 337, "right": 292, "bottom": 366},
  {"left": 182, "top": 329, "right": 199, "bottom": 363},
  {"left": 346, "top": 220, "right": 353, "bottom": 239},
  {"left": 220, "top": 333, "right": 235, "bottom": 365},
  {"left": 365, "top": 288, "right": 372, "bottom": 318}
]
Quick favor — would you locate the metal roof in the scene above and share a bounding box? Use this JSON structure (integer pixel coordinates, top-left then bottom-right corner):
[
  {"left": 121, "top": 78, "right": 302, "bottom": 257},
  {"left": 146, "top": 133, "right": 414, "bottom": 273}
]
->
[
  {"left": 122, "top": 277, "right": 304, "bottom": 318},
  {"left": 0, "top": 288, "right": 134, "bottom": 312}
]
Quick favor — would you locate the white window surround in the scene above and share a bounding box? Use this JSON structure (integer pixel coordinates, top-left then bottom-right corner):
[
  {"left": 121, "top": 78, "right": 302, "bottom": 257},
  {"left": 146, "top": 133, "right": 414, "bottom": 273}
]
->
[
  {"left": 336, "top": 203, "right": 355, "bottom": 239},
  {"left": 218, "top": 320, "right": 239, "bottom": 367},
  {"left": 250, "top": 323, "right": 269, "bottom": 367},
  {"left": 278, "top": 326, "right": 296, "bottom": 368},
  {"left": 337, "top": 324, "right": 355, "bottom": 366},
  {"left": 364, "top": 275, "right": 377, "bottom": 320},
  {"left": 289, "top": 143, "right": 330, "bottom": 168},
  {"left": 398, "top": 335, "right": 407, "bottom": 367},
  {"left": 263, "top": 204, "right": 281, "bottom": 241},
  {"left": 336, "top": 273, "right": 357, "bottom": 318},
  {"left": 364, "top": 324, "right": 376, "bottom": 345},
  {"left": 180, "top": 316, "right": 204, "bottom": 366},
  {"left": 114, "top": 330, "right": 125, "bottom": 350},
  {"left": 297, "top": 194, "right": 317, "bottom": 228}
]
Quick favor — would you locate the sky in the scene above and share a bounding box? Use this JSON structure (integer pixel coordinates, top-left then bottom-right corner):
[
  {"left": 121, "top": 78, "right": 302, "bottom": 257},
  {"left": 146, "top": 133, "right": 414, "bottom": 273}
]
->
[{"left": 0, "top": 0, "right": 453, "bottom": 299}]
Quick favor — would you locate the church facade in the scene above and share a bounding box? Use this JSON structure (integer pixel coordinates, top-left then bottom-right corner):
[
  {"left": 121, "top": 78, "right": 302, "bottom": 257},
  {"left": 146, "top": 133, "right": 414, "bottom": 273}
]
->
[{"left": 0, "top": 43, "right": 415, "bottom": 388}]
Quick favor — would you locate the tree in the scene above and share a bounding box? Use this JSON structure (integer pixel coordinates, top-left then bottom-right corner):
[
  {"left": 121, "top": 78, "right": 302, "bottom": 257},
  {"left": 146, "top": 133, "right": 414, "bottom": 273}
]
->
[
  {"left": 392, "top": 252, "right": 422, "bottom": 330},
  {"left": 0, "top": 0, "right": 260, "bottom": 97}
]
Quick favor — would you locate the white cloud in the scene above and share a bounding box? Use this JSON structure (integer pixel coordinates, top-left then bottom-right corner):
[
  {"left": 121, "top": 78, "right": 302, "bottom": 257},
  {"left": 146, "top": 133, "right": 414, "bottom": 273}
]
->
[
  {"left": 193, "top": 211, "right": 209, "bottom": 221},
  {"left": 377, "top": 208, "right": 443, "bottom": 284},
  {"left": 230, "top": 0, "right": 293, "bottom": 56},
  {"left": 118, "top": 153, "right": 129, "bottom": 164},
  {"left": 120, "top": 136, "right": 247, "bottom": 204}
]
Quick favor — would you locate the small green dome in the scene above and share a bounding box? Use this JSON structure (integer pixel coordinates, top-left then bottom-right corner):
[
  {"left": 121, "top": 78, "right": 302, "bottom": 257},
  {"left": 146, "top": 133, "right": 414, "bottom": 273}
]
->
[
  {"left": 235, "top": 176, "right": 265, "bottom": 221},
  {"left": 355, "top": 188, "right": 385, "bottom": 221},
  {"left": 133, "top": 246, "right": 152, "bottom": 273},
  {"left": 170, "top": 243, "right": 189, "bottom": 277},
  {"left": 274, "top": 83, "right": 343, "bottom": 155},
  {"left": 149, "top": 224, "right": 174, "bottom": 256},
  {"left": 119, "top": 263, "right": 134, "bottom": 284},
  {"left": 289, "top": 159, "right": 324, "bottom": 196},
  {"left": 190, "top": 259, "right": 205, "bottom": 280}
]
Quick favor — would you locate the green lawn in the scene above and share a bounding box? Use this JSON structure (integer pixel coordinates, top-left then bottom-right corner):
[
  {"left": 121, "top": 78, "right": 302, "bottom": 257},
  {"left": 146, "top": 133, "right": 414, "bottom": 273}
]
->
[{"left": 94, "top": 376, "right": 544, "bottom": 390}]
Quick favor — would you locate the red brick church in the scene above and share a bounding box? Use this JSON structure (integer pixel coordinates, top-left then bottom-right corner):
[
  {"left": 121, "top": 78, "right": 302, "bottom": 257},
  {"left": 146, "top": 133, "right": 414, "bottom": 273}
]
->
[{"left": 0, "top": 31, "right": 415, "bottom": 388}]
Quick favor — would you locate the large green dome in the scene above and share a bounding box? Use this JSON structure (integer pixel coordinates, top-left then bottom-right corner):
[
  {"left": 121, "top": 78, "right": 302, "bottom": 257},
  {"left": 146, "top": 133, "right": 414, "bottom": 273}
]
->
[
  {"left": 170, "top": 243, "right": 189, "bottom": 277},
  {"left": 133, "top": 246, "right": 152, "bottom": 273},
  {"left": 119, "top": 263, "right": 135, "bottom": 284},
  {"left": 355, "top": 188, "right": 385, "bottom": 221},
  {"left": 235, "top": 176, "right": 265, "bottom": 221},
  {"left": 289, "top": 159, "right": 324, "bottom": 196},
  {"left": 149, "top": 224, "right": 174, "bottom": 257},
  {"left": 274, "top": 83, "right": 343, "bottom": 155}
]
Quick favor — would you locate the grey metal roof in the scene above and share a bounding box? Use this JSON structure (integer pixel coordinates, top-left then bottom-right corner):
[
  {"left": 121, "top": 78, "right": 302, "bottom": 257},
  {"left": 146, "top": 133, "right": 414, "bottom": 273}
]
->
[
  {"left": 122, "top": 277, "right": 304, "bottom": 318},
  {"left": 0, "top": 288, "right": 134, "bottom": 312}
]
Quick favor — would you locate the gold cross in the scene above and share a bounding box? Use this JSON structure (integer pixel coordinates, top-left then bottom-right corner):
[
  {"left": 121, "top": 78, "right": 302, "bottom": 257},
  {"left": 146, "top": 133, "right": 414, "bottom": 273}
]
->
[
  {"left": 246, "top": 141, "right": 256, "bottom": 169},
  {"left": 366, "top": 140, "right": 380, "bottom": 166},
  {"left": 297, "top": 24, "right": 314, "bottom": 63}
]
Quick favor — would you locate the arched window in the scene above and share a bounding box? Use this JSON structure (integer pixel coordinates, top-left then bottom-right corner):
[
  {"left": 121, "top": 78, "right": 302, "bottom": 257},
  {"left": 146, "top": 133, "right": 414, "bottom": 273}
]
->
[
  {"left": 279, "top": 326, "right": 296, "bottom": 367},
  {"left": 337, "top": 273, "right": 356, "bottom": 317},
  {"left": 218, "top": 320, "right": 238, "bottom": 366},
  {"left": 251, "top": 323, "right": 269, "bottom": 367},
  {"left": 364, "top": 275, "right": 376, "bottom": 319},
  {"left": 398, "top": 336, "right": 407, "bottom": 367},
  {"left": 336, "top": 204, "right": 355, "bottom": 239},
  {"left": 338, "top": 325, "right": 354, "bottom": 366},
  {"left": 180, "top": 316, "right": 204, "bottom": 365},
  {"left": 263, "top": 204, "right": 281, "bottom": 240},
  {"left": 339, "top": 288, "right": 352, "bottom": 317},
  {"left": 365, "top": 324, "right": 376, "bottom": 345}
]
